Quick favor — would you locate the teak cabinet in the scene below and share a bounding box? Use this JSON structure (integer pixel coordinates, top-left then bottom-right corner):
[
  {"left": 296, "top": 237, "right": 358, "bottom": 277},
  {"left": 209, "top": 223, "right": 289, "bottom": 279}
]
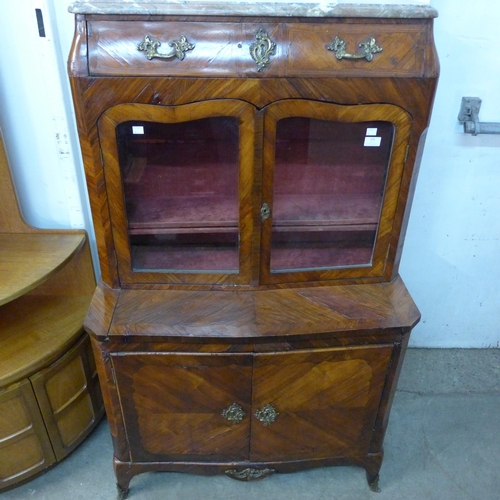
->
[
  {"left": 0, "top": 130, "right": 104, "bottom": 491},
  {"left": 68, "top": 2, "right": 438, "bottom": 498}
]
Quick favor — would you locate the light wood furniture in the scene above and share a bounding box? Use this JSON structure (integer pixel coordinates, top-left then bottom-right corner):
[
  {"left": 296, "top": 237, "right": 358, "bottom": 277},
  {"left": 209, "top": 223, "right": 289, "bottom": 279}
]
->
[
  {"left": 0, "top": 130, "right": 104, "bottom": 491},
  {"left": 68, "top": 2, "right": 438, "bottom": 498}
]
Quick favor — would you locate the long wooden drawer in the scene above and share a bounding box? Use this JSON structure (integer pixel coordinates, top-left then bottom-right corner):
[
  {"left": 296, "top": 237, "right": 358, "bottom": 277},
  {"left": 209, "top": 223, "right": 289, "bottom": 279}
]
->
[{"left": 87, "top": 20, "right": 429, "bottom": 78}]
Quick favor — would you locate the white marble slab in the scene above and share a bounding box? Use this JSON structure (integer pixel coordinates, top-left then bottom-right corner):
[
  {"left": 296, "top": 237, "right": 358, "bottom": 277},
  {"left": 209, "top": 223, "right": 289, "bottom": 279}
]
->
[{"left": 69, "top": 1, "right": 438, "bottom": 18}]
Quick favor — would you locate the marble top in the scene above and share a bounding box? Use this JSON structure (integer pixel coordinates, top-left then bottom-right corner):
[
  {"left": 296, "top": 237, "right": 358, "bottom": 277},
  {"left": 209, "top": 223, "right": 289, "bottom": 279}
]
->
[{"left": 69, "top": 1, "right": 438, "bottom": 18}]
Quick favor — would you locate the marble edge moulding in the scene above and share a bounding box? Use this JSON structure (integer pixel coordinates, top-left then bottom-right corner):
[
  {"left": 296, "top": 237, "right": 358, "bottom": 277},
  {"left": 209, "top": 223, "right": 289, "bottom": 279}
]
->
[{"left": 68, "top": 1, "right": 438, "bottom": 18}]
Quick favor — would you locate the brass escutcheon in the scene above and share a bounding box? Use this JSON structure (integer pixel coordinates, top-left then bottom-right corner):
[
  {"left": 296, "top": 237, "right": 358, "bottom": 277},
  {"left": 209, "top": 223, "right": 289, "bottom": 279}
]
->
[
  {"left": 250, "top": 29, "right": 276, "bottom": 72},
  {"left": 254, "top": 403, "right": 279, "bottom": 426},
  {"left": 138, "top": 34, "right": 195, "bottom": 61},
  {"left": 260, "top": 202, "right": 271, "bottom": 221},
  {"left": 222, "top": 403, "right": 246, "bottom": 424}
]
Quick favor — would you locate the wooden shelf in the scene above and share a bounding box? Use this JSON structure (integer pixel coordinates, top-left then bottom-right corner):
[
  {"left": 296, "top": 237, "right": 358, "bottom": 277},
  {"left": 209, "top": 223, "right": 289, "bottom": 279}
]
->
[
  {"left": 0, "top": 294, "right": 92, "bottom": 387},
  {"left": 273, "top": 194, "right": 382, "bottom": 227},
  {"left": 0, "top": 233, "right": 85, "bottom": 306},
  {"left": 126, "top": 193, "right": 381, "bottom": 236},
  {"left": 271, "top": 245, "right": 374, "bottom": 272},
  {"left": 127, "top": 195, "right": 238, "bottom": 234}
]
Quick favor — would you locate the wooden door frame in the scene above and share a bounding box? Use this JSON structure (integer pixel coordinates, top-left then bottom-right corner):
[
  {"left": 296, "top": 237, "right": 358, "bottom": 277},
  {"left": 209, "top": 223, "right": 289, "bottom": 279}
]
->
[
  {"left": 259, "top": 99, "right": 413, "bottom": 285},
  {"left": 98, "top": 99, "right": 257, "bottom": 286}
]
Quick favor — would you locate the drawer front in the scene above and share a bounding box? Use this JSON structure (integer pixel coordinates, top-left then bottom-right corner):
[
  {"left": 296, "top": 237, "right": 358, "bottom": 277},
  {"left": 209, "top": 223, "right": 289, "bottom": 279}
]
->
[
  {"left": 87, "top": 20, "right": 427, "bottom": 78},
  {"left": 287, "top": 22, "right": 427, "bottom": 77},
  {"left": 88, "top": 21, "right": 285, "bottom": 77}
]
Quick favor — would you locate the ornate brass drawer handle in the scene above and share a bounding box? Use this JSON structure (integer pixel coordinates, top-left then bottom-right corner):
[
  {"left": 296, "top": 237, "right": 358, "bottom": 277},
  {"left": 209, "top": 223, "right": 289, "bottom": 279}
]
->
[
  {"left": 254, "top": 403, "right": 279, "bottom": 426},
  {"left": 138, "top": 34, "right": 195, "bottom": 61},
  {"left": 222, "top": 403, "right": 246, "bottom": 424},
  {"left": 326, "top": 36, "right": 382, "bottom": 62},
  {"left": 250, "top": 29, "right": 276, "bottom": 72}
]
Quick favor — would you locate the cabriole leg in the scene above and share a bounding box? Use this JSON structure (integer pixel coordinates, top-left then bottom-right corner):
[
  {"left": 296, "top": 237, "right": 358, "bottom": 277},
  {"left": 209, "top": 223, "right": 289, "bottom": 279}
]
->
[{"left": 366, "top": 471, "right": 381, "bottom": 493}]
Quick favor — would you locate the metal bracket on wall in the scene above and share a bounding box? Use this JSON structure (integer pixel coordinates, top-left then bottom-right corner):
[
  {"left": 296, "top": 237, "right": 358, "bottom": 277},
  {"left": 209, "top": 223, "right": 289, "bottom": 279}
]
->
[{"left": 458, "top": 97, "right": 500, "bottom": 135}]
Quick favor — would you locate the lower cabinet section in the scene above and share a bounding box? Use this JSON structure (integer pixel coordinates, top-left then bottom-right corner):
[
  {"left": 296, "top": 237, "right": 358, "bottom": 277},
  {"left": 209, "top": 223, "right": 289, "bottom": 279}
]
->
[
  {"left": 87, "top": 278, "right": 419, "bottom": 497},
  {"left": 103, "top": 340, "right": 401, "bottom": 498},
  {"left": 0, "top": 335, "right": 104, "bottom": 491},
  {"left": 111, "top": 346, "right": 392, "bottom": 464}
]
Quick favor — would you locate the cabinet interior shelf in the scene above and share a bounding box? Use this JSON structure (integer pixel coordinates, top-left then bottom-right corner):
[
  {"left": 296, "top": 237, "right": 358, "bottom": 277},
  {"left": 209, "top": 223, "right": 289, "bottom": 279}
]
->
[{"left": 126, "top": 193, "right": 382, "bottom": 235}]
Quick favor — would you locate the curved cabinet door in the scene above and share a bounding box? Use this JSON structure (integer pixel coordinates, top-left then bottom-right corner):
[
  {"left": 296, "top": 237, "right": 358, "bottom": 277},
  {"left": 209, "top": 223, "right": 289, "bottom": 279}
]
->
[
  {"left": 260, "top": 99, "right": 412, "bottom": 285},
  {"left": 98, "top": 99, "right": 256, "bottom": 286},
  {"left": 110, "top": 353, "right": 253, "bottom": 462},
  {"left": 250, "top": 345, "right": 393, "bottom": 461}
]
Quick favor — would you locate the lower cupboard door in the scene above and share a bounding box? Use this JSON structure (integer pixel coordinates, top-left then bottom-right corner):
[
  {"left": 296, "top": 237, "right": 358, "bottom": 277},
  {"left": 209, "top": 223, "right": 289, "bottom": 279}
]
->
[
  {"left": 250, "top": 345, "right": 393, "bottom": 461},
  {"left": 110, "top": 353, "right": 253, "bottom": 462}
]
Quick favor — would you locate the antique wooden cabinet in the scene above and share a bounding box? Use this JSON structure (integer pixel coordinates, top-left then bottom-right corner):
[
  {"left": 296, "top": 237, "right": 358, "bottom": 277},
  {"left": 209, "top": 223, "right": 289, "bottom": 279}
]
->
[{"left": 68, "top": 1, "right": 438, "bottom": 497}]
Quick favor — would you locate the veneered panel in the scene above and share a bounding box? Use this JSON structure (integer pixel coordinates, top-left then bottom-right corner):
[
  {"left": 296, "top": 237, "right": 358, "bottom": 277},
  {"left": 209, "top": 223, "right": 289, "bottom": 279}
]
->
[
  {"left": 111, "top": 353, "right": 253, "bottom": 461},
  {"left": 250, "top": 345, "right": 392, "bottom": 460}
]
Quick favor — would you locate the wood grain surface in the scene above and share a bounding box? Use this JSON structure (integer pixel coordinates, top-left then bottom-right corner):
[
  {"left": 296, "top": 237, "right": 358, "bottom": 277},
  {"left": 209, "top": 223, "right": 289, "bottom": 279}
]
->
[
  {"left": 86, "top": 275, "right": 419, "bottom": 342},
  {"left": 0, "top": 234, "right": 85, "bottom": 305},
  {"left": 87, "top": 20, "right": 430, "bottom": 78}
]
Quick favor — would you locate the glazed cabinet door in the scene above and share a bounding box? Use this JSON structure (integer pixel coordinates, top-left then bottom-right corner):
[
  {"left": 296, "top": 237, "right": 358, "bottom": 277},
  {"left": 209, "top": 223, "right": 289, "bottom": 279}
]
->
[
  {"left": 250, "top": 345, "right": 393, "bottom": 461},
  {"left": 98, "top": 100, "right": 256, "bottom": 285},
  {"left": 260, "top": 100, "right": 412, "bottom": 285},
  {"left": 110, "top": 353, "right": 253, "bottom": 462}
]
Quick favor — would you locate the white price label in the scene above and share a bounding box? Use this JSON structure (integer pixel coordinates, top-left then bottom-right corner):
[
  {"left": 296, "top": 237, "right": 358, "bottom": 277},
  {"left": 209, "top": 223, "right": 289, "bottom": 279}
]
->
[
  {"left": 366, "top": 128, "right": 378, "bottom": 136},
  {"left": 132, "top": 126, "right": 145, "bottom": 135},
  {"left": 364, "top": 136, "right": 382, "bottom": 147}
]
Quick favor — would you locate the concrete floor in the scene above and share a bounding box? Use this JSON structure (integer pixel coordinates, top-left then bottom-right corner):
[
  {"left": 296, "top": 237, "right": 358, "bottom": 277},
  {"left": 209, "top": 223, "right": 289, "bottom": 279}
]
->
[{"left": 4, "top": 349, "right": 500, "bottom": 500}]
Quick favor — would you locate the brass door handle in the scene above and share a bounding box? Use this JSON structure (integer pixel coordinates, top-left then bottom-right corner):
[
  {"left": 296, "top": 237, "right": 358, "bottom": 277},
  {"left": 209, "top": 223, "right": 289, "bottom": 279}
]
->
[
  {"left": 326, "top": 36, "right": 382, "bottom": 62},
  {"left": 138, "top": 34, "right": 195, "bottom": 61},
  {"left": 254, "top": 403, "right": 279, "bottom": 426},
  {"left": 222, "top": 403, "right": 246, "bottom": 424}
]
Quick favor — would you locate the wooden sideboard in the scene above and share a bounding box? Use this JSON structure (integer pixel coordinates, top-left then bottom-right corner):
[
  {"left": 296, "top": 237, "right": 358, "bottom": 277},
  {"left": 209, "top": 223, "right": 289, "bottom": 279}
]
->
[
  {"left": 0, "top": 130, "right": 104, "bottom": 491},
  {"left": 68, "top": 2, "right": 438, "bottom": 497}
]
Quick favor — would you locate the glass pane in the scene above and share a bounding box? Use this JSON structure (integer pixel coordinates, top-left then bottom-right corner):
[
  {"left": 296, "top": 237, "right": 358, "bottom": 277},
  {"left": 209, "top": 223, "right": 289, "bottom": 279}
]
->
[
  {"left": 116, "top": 117, "right": 239, "bottom": 273},
  {"left": 271, "top": 118, "right": 394, "bottom": 272}
]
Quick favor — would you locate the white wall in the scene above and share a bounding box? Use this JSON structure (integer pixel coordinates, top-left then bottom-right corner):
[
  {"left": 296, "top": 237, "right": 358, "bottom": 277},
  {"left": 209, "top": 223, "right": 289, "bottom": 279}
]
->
[
  {"left": 0, "top": 1, "right": 498, "bottom": 347},
  {"left": 399, "top": 0, "right": 500, "bottom": 347}
]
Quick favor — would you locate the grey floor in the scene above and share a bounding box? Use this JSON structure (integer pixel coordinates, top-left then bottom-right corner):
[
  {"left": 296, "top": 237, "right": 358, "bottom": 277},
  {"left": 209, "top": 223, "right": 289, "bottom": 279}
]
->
[{"left": 3, "top": 349, "right": 500, "bottom": 500}]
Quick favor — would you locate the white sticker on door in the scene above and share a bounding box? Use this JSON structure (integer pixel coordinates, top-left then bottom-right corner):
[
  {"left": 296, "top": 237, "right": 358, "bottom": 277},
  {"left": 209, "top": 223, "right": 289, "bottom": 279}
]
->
[{"left": 364, "top": 136, "right": 382, "bottom": 147}]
